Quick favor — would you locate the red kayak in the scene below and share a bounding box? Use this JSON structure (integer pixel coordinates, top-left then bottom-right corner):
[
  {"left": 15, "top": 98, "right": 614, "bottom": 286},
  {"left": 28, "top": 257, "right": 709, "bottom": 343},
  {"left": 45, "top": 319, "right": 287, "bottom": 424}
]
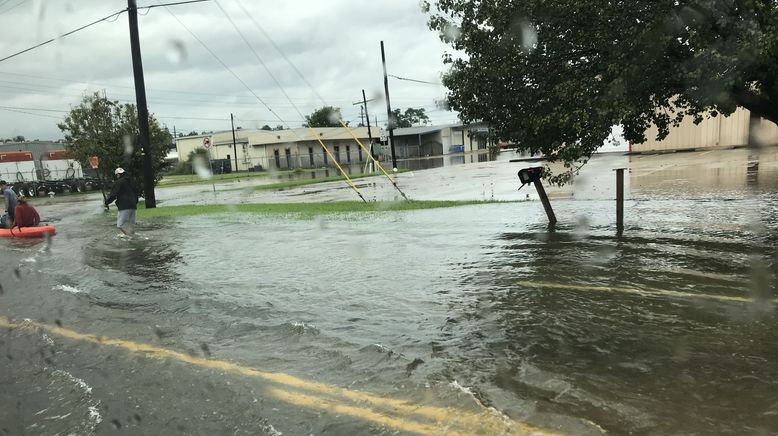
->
[{"left": 0, "top": 225, "right": 57, "bottom": 238}]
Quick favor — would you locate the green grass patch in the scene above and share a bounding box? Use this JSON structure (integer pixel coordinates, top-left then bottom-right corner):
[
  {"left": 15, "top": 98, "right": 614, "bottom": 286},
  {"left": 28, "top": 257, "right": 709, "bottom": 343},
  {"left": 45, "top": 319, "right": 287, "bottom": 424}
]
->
[
  {"left": 137, "top": 200, "right": 504, "bottom": 219},
  {"left": 246, "top": 172, "right": 386, "bottom": 192}
]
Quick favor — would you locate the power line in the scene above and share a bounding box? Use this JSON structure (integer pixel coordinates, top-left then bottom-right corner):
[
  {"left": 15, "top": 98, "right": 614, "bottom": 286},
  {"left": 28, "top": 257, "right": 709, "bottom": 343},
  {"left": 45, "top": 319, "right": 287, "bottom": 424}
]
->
[
  {"left": 158, "top": 1, "right": 286, "bottom": 126},
  {"left": 0, "top": 0, "right": 28, "bottom": 14},
  {"left": 0, "top": 71, "right": 360, "bottom": 103},
  {"left": 214, "top": 1, "right": 303, "bottom": 123},
  {"left": 0, "top": 8, "right": 127, "bottom": 63},
  {"left": 0, "top": 107, "right": 62, "bottom": 119},
  {"left": 388, "top": 74, "right": 442, "bottom": 85},
  {"left": 140, "top": 0, "right": 211, "bottom": 10},
  {"left": 232, "top": 0, "right": 327, "bottom": 106},
  {"left": 0, "top": 104, "right": 67, "bottom": 113}
]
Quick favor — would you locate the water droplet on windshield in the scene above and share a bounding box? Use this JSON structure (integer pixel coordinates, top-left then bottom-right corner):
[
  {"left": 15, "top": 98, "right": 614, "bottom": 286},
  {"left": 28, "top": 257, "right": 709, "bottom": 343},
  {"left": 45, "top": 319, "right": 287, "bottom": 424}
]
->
[
  {"left": 441, "top": 23, "right": 461, "bottom": 42},
  {"left": 192, "top": 156, "right": 212, "bottom": 179},
  {"left": 166, "top": 39, "right": 187, "bottom": 65},
  {"left": 123, "top": 135, "right": 134, "bottom": 157},
  {"left": 509, "top": 18, "right": 538, "bottom": 53},
  {"left": 327, "top": 111, "right": 341, "bottom": 126}
]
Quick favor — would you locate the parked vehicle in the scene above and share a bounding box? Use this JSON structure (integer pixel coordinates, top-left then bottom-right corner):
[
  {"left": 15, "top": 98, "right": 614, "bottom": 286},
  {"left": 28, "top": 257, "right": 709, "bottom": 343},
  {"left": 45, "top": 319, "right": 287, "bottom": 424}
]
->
[{"left": 0, "top": 149, "right": 103, "bottom": 197}]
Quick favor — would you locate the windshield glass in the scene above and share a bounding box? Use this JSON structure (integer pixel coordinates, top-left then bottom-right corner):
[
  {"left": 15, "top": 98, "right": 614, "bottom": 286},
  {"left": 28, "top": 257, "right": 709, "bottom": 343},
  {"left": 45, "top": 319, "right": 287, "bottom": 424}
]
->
[{"left": 1, "top": 1, "right": 776, "bottom": 435}]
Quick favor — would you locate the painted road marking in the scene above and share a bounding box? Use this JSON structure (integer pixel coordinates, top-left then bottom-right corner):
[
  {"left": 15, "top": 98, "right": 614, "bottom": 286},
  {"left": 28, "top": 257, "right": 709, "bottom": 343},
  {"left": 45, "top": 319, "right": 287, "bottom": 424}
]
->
[
  {"left": 0, "top": 316, "right": 557, "bottom": 436},
  {"left": 516, "top": 281, "right": 778, "bottom": 304}
]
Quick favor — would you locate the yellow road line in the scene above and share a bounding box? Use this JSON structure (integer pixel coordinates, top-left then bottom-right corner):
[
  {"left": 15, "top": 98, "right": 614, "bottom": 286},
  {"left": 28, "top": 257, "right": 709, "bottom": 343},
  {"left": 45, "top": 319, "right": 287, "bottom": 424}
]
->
[
  {"left": 516, "top": 281, "right": 778, "bottom": 304},
  {"left": 269, "top": 388, "right": 458, "bottom": 435},
  {"left": 0, "top": 315, "right": 556, "bottom": 436}
]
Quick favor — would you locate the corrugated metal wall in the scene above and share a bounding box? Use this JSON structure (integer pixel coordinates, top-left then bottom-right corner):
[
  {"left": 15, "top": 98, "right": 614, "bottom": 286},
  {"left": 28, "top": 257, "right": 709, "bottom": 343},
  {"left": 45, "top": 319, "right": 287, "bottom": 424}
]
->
[{"left": 633, "top": 107, "right": 776, "bottom": 153}]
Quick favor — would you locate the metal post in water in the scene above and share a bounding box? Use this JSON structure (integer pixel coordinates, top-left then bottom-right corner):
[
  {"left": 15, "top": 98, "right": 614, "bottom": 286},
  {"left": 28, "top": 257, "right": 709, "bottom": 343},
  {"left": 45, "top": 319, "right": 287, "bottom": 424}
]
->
[
  {"left": 616, "top": 168, "right": 624, "bottom": 235},
  {"left": 533, "top": 179, "right": 557, "bottom": 226}
]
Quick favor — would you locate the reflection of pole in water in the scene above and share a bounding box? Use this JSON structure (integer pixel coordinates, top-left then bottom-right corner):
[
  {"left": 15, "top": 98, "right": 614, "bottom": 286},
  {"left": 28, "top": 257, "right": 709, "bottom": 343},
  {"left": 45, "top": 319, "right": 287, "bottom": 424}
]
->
[{"left": 746, "top": 153, "right": 759, "bottom": 187}]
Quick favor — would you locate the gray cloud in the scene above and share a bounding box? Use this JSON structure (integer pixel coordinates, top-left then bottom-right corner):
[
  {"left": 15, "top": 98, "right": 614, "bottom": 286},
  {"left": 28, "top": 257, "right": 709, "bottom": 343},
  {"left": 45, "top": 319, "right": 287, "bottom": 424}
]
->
[{"left": 0, "top": 0, "right": 457, "bottom": 140}]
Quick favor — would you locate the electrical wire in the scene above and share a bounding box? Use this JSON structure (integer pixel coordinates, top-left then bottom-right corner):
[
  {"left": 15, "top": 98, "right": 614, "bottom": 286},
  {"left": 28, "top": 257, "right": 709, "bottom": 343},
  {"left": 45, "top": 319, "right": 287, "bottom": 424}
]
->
[
  {"left": 215, "top": 0, "right": 365, "bottom": 202},
  {"left": 161, "top": 0, "right": 365, "bottom": 201},
  {"left": 388, "top": 74, "right": 442, "bottom": 85},
  {"left": 0, "top": 8, "right": 127, "bottom": 63},
  {"left": 0, "top": 107, "right": 62, "bottom": 119},
  {"left": 158, "top": 1, "right": 284, "bottom": 124},
  {"left": 230, "top": 0, "right": 407, "bottom": 199},
  {"left": 0, "top": 0, "right": 28, "bottom": 14}
]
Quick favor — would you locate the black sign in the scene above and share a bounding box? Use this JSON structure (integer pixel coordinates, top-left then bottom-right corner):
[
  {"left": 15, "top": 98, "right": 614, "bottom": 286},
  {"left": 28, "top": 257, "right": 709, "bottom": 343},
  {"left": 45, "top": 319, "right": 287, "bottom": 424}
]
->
[{"left": 517, "top": 166, "right": 543, "bottom": 189}]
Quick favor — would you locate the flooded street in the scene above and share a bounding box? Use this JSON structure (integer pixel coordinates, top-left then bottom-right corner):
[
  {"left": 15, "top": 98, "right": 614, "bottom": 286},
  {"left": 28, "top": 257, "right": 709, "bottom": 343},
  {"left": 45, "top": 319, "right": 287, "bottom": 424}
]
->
[{"left": 2, "top": 148, "right": 777, "bottom": 435}]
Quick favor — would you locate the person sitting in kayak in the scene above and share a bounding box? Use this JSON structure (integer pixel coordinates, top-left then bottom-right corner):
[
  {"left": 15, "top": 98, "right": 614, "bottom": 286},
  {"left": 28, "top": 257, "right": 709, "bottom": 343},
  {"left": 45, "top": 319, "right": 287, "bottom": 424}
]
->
[
  {"left": 0, "top": 180, "right": 17, "bottom": 228},
  {"left": 12, "top": 195, "right": 40, "bottom": 228}
]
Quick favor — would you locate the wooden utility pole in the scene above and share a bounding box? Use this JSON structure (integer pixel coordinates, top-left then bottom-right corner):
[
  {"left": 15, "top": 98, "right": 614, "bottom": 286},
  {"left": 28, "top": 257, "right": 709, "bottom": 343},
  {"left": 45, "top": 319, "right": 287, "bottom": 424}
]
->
[
  {"left": 380, "top": 41, "right": 397, "bottom": 170},
  {"left": 362, "top": 89, "right": 375, "bottom": 168},
  {"left": 127, "top": 0, "right": 155, "bottom": 208},
  {"left": 231, "top": 113, "right": 238, "bottom": 172}
]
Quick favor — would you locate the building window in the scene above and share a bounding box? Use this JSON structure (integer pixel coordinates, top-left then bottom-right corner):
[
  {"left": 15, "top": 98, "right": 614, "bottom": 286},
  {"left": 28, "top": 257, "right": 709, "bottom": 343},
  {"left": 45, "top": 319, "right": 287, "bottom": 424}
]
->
[
  {"left": 285, "top": 148, "right": 292, "bottom": 169},
  {"left": 322, "top": 146, "right": 328, "bottom": 166},
  {"left": 334, "top": 145, "right": 340, "bottom": 163},
  {"left": 274, "top": 149, "right": 280, "bottom": 168},
  {"left": 346, "top": 145, "right": 351, "bottom": 163},
  {"left": 308, "top": 147, "right": 314, "bottom": 167}
]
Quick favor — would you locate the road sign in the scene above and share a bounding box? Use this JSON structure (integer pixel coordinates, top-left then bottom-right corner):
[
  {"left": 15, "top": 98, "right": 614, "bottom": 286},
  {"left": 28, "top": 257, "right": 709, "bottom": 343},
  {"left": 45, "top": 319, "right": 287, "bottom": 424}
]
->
[
  {"left": 88, "top": 156, "right": 99, "bottom": 169},
  {"left": 379, "top": 128, "right": 387, "bottom": 142},
  {"left": 203, "top": 137, "right": 211, "bottom": 149}
]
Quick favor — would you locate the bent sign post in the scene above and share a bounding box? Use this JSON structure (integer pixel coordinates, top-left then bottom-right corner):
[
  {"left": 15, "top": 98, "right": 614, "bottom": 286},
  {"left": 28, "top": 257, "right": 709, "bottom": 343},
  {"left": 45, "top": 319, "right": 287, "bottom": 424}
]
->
[{"left": 518, "top": 167, "right": 557, "bottom": 226}]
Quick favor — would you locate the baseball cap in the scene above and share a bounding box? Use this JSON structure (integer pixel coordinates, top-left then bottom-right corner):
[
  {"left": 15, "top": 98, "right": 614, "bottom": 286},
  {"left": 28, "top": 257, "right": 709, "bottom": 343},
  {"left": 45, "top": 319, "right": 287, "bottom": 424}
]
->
[{"left": 115, "top": 167, "right": 125, "bottom": 175}]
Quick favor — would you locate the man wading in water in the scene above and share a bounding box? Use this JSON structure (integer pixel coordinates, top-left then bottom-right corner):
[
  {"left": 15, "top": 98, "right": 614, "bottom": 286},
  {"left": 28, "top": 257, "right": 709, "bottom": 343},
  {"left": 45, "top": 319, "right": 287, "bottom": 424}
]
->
[{"left": 104, "top": 167, "right": 138, "bottom": 236}]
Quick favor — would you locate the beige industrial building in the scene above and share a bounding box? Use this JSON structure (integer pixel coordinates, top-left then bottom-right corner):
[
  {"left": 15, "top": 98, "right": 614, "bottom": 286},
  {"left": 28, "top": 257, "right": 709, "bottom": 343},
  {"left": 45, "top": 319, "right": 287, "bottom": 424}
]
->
[
  {"left": 175, "top": 124, "right": 485, "bottom": 172},
  {"left": 632, "top": 107, "right": 778, "bottom": 153}
]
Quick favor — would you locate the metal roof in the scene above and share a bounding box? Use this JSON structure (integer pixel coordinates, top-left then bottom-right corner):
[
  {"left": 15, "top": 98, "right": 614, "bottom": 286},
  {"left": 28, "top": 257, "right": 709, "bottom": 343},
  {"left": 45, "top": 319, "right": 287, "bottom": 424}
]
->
[{"left": 392, "top": 123, "right": 464, "bottom": 136}]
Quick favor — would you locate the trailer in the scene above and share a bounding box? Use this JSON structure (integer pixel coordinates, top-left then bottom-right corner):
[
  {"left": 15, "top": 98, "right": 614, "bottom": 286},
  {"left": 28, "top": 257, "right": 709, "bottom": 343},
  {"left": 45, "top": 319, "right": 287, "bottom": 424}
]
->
[
  {"left": 0, "top": 151, "right": 38, "bottom": 196},
  {"left": 0, "top": 150, "right": 102, "bottom": 197}
]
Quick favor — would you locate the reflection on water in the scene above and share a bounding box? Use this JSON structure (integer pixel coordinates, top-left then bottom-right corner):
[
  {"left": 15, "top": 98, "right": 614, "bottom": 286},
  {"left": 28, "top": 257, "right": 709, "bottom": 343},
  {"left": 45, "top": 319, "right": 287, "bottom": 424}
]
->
[
  {"left": 629, "top": 147, "right": 778, "bottom": 197},
  {"left": 270, "top": 151, "right": 493, "bottom": 181},
  {"left": 1, "top": 147, "right": 777, "bottom": 435}
]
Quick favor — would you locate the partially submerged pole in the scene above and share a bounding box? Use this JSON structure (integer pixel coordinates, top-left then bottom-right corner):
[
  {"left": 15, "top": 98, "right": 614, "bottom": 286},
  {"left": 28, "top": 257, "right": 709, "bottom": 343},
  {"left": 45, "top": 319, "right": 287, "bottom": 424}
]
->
[
  {"left": 616, "top": 168, "right": 624, "bottom": 235},
  {"left": 518, "top": 167, "right": 556, "bottom": 226},
  {"left": 534, "top": 179, "right": 557, "bottom": 226}
]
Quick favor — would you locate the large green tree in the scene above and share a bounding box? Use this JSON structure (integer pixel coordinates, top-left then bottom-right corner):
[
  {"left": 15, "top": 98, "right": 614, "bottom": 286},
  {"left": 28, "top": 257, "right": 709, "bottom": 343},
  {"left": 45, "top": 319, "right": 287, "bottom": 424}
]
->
[
  {"left": 391, "top": 107, "right": 431, "bottom": 128},
  {"left": 427, "top": 0, "right": 778, "bottom": 182},
  {"left": 304, "top": 106, "right": 348, "bottom": 127},
  {"left": 58, "top": 92, "right": 172, "bottom": 195}
]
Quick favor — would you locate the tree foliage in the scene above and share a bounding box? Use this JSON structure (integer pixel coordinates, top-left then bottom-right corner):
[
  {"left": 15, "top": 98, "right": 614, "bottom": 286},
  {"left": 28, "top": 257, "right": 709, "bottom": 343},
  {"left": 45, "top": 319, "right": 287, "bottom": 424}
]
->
[
  {"left": 260, "top": 124, "right": 273, "bottom": 131},
  {"left": 58, "top": 92, "right": 172, "bottom": 194},
  {"left": 304, "top": 106, "right": 347, "bottom": 127},
  {"left": 391, "top": 107, "right": 431, "bottom": 128},
  {"left": 427, "top": 0, "right": 778, "bottom": 182}
]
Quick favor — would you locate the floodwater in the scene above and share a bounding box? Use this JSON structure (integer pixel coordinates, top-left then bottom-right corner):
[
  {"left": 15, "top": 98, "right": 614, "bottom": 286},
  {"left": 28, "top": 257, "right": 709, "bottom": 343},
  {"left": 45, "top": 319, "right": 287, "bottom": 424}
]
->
[{"left": 1, "top": 147, "right": 777, "bottom": 435}]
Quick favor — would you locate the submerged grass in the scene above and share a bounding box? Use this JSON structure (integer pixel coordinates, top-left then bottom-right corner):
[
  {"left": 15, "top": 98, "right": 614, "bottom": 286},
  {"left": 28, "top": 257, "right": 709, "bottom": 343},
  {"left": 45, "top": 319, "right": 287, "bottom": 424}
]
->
[
  {"left": 218, "top": 171, "right": 402, "bottom": 193},
  {"left": 137, "top": 200, "right": 504, "bottom": 219}
]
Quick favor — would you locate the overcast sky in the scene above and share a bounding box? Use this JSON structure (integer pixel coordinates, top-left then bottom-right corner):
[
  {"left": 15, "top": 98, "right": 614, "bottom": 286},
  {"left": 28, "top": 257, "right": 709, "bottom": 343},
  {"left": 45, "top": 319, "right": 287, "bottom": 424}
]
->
[{"left": 0, "top": 0, "right": 457, "bottom": 140}]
